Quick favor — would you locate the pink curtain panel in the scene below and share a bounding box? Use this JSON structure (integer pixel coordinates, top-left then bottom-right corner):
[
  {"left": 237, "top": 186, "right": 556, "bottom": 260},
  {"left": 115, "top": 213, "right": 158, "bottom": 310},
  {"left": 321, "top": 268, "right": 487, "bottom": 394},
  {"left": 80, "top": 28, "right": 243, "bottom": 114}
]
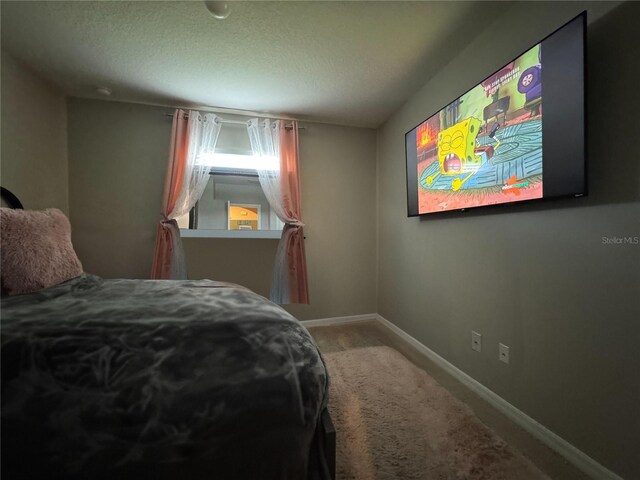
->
[
  {"left": 277, "top": 122, "right": 309, "bottom": 304},
  {"left": 151, "top": 109, "right": 189, "bottom": 279}
]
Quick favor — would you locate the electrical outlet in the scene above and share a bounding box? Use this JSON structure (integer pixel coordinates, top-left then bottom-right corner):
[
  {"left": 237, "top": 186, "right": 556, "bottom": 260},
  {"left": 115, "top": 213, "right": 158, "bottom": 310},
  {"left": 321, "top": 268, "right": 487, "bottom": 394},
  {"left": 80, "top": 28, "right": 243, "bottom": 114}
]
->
[
  {"left": 471, "top": 331, "right": 482, "bottom": 352},
  {"left": 499, "top": 343, "right": 510, "bottom": 364}
]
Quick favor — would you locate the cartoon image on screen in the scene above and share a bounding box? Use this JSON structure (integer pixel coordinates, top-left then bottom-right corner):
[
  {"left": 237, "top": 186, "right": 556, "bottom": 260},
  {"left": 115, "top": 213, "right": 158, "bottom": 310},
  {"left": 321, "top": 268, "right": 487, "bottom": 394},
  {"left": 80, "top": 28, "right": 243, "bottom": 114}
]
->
[{"left": 416, "top": 44, "right": 542, "bottom": 214}]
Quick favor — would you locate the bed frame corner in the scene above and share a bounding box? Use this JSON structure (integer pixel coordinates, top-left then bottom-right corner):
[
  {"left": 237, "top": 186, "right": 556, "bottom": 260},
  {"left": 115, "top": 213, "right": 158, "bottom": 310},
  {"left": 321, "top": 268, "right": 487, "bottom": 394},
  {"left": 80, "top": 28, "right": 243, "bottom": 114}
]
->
[{"left": 321, "top": 408, "right": 336, "bottom": 480}]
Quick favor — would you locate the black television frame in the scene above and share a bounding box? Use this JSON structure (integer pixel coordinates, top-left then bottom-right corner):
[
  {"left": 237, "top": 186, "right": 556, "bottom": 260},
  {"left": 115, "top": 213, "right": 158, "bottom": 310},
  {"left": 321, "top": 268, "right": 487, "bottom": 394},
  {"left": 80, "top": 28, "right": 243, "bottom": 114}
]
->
[{"left": 405, "top": 11, "right": 587, "bottom": 218}]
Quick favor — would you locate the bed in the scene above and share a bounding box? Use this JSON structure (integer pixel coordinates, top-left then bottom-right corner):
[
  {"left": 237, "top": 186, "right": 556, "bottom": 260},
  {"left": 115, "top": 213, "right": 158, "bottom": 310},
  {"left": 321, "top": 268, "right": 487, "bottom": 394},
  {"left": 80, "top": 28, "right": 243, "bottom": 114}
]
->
[{"left": 0, "top": 188, "right": 335, "bottom": 480}]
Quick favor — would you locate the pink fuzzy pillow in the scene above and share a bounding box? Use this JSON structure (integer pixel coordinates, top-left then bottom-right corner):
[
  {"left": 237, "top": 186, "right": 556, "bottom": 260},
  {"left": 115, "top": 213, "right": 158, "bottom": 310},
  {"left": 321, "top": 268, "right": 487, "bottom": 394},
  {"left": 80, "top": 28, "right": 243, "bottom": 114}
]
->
[{"left": 1, "top": 208, "right": 83, "bottom": 295}]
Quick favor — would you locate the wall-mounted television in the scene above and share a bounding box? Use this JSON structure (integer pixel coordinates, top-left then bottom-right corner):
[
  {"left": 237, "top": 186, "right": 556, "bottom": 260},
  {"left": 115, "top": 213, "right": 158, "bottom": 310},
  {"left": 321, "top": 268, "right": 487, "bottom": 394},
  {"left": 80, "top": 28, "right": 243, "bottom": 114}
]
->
[{"left": 405, "top": 12, "right": 586, "bottom": 217}]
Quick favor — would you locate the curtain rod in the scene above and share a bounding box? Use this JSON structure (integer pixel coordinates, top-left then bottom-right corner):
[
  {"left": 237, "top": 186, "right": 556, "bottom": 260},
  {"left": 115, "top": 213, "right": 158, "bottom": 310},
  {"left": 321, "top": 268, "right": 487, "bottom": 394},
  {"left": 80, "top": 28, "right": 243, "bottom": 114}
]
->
[{"left": 163, "top": 113, "right": 304, "bottom": 129}]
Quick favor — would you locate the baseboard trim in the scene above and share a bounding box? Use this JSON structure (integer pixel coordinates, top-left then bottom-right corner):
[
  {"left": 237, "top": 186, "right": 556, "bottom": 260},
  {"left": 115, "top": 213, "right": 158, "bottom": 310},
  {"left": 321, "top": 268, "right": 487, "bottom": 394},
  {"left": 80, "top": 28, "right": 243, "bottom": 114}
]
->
[
  {"left": 301, "top": 313, "right": 377, "bottom": 328},
  {"left": 374, "top": 314, "right": 624, "bottom": 480}
]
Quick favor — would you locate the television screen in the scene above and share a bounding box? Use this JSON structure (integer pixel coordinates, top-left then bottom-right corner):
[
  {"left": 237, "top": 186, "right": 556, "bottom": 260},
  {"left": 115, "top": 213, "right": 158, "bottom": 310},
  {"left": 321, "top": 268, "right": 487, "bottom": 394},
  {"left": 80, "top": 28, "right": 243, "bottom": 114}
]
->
[{"left": 405, "top": 12, "right": 585, "bottom": 216}]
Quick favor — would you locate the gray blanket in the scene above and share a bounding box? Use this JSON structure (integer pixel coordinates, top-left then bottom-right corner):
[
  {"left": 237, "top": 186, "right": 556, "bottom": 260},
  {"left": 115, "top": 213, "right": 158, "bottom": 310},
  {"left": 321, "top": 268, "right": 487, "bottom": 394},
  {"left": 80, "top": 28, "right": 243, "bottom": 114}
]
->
[{"left": 1, "top": 274, "right": 328, "bottom": 480}]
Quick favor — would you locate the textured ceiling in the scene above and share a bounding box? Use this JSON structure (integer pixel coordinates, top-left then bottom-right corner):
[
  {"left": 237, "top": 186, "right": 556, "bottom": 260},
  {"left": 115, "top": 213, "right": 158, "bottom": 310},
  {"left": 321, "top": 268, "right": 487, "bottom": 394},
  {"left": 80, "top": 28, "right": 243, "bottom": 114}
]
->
[{"left": 0, "top": 1, "right": 503, "bottom": 127}]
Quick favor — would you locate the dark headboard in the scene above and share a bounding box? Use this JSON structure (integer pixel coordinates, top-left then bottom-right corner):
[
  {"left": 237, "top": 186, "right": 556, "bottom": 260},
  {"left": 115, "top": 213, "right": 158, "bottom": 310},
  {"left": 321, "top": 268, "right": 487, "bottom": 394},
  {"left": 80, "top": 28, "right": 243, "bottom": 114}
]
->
[{"left": 0, "top": 187, "right": 24, "bottom": 209}]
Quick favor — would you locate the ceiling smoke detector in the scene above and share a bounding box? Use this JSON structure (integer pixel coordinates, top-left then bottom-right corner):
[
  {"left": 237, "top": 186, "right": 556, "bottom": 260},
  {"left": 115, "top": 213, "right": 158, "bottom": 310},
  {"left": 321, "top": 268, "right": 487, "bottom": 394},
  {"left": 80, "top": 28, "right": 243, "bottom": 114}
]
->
[{"left": 204, "top": 1, "right": 230, "bottom": 20}]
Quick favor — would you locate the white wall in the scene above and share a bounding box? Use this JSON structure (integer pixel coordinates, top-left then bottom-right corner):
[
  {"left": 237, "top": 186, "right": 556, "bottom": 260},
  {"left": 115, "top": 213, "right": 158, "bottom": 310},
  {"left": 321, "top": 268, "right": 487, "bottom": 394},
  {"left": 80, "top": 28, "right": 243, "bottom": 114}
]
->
[
  {"left": 67, "top": 99, "right": 170, "bottom": 279},
  {"left": 284, "top": 122, "right": 378, "bottom": 321},
  {"left": 0, "top": 51, "right": 68, "bottom": 212},
  {"left": 375, "top": 2, "right": 639, "bottom": 479}
]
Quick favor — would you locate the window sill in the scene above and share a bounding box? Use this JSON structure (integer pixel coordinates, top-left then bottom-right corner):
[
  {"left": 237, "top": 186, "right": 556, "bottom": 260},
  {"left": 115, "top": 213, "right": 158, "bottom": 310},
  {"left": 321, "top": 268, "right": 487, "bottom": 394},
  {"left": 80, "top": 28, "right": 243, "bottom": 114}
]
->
[{"left": 180, "top": 229, "right": 281, "bottom": 239}]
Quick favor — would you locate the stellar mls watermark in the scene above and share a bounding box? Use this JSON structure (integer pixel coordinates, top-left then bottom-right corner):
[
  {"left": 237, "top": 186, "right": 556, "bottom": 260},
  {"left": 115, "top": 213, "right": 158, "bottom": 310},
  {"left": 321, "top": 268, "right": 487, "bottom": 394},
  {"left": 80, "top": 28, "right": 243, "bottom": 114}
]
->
[{"left": 601, "top": 236, "right": 639, "bottom": 245}]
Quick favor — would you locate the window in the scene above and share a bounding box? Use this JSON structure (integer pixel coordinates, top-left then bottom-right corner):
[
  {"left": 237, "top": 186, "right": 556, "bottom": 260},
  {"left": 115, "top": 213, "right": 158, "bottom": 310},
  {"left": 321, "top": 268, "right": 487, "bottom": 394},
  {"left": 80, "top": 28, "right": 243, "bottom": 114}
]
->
[{"left": 177, "top": 123, "right": 283, "bottom": 239}]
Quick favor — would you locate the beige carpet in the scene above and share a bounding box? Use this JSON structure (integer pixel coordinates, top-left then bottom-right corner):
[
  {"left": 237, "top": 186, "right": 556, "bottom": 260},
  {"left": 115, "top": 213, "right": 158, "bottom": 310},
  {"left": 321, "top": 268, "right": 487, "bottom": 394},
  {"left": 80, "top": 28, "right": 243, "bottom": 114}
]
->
[{"left": 324, "top": 346, "right": 550, "bottom": 480}]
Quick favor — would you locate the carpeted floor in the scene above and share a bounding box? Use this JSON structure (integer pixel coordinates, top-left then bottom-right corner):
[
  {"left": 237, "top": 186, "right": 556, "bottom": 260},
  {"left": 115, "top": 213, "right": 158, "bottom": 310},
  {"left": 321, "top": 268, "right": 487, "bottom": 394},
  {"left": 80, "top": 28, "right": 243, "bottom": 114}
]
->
[{"left": 324, "top": 346, "right": 550, "bottom": 480}]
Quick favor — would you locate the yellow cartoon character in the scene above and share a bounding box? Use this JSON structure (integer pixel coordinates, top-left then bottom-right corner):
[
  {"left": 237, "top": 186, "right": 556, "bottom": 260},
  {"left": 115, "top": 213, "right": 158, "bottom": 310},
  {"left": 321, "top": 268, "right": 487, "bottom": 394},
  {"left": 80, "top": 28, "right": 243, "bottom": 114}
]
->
[{"left": 426, "top": 117, "right": 483, "bottom": 191}]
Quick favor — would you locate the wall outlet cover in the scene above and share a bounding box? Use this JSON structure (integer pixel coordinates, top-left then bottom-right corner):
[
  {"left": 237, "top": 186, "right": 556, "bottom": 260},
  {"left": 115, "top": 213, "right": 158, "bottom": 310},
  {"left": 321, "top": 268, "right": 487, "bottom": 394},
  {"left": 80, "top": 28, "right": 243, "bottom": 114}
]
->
[
  {"left": 472, "top": 331, "right": 482, "bottom": 352},
  {"left": 499, "top": 343, "right": 510, "bottom": 364}
]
